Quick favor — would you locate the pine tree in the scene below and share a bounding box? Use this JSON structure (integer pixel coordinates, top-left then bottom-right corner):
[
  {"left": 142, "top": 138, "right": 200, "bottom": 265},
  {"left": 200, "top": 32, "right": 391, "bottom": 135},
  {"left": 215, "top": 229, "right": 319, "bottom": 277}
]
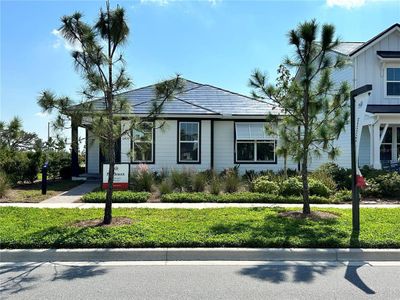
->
[
  {"left": 250, "top": 20, "right": 350, "bottom": 214},
  {"left": 38, "top": 1, "right": 184, "bottom": 224}
]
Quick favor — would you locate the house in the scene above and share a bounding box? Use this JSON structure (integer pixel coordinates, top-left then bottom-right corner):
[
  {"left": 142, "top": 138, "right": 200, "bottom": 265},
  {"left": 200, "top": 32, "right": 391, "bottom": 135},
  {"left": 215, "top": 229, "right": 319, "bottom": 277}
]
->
[
  {"left": 333, "top": 23, "right": 400, "bottom": 170},
  {"left": 70, "top": 23, "right": 400, "bottom": 177},
  {"left": 81, "top": 79, "right": 293, "bottom": 176}
]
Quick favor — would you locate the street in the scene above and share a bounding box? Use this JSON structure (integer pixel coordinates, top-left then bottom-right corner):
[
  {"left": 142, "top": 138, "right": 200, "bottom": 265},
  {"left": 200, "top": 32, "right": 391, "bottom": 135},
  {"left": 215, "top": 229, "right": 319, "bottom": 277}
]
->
[{"left": 1, "top": 262, "right": 399, "bottom": 299}]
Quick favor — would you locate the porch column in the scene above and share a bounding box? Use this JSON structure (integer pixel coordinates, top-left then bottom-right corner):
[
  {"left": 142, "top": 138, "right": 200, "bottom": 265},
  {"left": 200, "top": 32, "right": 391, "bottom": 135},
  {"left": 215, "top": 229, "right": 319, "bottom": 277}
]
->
[
  {"left": 71, "top": 119, "right": 79, "bottom": 177},
  {"left": 372, "top": 122, "right": 381, "bottom": 169},
  {"left": 368, "top": 125, "right": 373, "bottom": 166}
]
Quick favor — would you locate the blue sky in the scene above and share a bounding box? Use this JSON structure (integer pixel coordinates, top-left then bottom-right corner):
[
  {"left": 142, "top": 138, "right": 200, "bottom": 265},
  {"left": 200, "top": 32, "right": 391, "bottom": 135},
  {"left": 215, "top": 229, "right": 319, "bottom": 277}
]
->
[{"left": 1, "top": 0, "right": 399, "bottom": 140}]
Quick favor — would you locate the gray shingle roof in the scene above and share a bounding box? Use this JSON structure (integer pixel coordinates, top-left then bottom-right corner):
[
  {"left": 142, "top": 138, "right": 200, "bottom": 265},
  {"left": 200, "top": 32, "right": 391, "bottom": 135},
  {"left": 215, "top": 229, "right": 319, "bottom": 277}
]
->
[
  {"left": 83, "top": 78, "right": 281, "bottom": 117},
  {"left": 332, "top": 42, "right": 364, "bottom": 56}
]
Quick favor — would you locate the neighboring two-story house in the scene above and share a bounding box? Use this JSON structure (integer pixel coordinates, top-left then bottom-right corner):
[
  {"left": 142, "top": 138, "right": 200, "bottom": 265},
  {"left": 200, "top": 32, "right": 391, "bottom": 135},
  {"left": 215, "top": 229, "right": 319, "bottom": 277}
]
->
[{"left": 72, "top": 23, "right": 400, "bottom": 177}]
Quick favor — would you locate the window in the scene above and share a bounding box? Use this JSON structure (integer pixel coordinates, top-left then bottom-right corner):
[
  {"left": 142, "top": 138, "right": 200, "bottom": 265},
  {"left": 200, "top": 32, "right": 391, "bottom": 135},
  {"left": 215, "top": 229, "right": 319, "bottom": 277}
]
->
[
  {"left": 386, "top": 67, "right": 400, "bottom": 96},
  {"left": 398, "top": 128, "right": 400, "bottom": 161},
  {"left": 380, "top": 126, "right": 392, "bottom": 161},
  {"left": 178, "top": 121, "right": 200, "bottom": 163},
  {"left": 132, "top": 122, "right": 154, "bottom": 163},
  {"left": 235, "top": 123, "right": 276, "bottom": 163}
]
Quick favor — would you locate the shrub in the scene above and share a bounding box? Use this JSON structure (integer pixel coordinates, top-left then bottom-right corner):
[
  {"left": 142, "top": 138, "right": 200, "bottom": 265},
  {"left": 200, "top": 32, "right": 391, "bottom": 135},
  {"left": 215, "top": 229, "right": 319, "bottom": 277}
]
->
[
  {"left": 46, "top": 151, "right": 70, "bottom": 180},
  {"left": 209, "top": 177, "right": 221, "bottom": 195},
  {"left": 130, "top": 164, "right": 154, "bottom": 192},
  {"left": 191, "top": 173, "right": 207, "bottom": 192},
  {"left": 160, "top": 192, "right": 331, "bottom": 204},
  {"left": 82, "top": 191, "right": 150, "bottom": 203},
  {"left": 334, "top": 190, "right": 352, "bottom": 202},
  {"left": 309, "top": 179, "right": 332, "bottom": 197},
  {"left": 310, "top": 170, "right": 337, "bottom": 191},
  {"left": 316, "top": 163, "right": 351, "bottom": 190},
  {"left": 170, "top": 169, "right": 192, "bottom": 192},
  {"left": 0, "top": 150, "right": 41, "bottom": 184},
  {"left": 253, "top": 176, "right": 279, "bottom": 194},
  {"left": 159, "top": 179, "right": 173, "bottom": 195},
  {"left": 362, "top": 172, "right": 400, "bottom": 198},
  {"left": 280, "top": 177, "right": 303, "bottom": 196},
  {"left": 0, "top": 172, "right": 9, "bottom": 198},
  {"left": 223, "top": 168, "right": 240, "bottom": 193},
  {"left": 360, "top": 165, "right": 388, "bottom": 180}
]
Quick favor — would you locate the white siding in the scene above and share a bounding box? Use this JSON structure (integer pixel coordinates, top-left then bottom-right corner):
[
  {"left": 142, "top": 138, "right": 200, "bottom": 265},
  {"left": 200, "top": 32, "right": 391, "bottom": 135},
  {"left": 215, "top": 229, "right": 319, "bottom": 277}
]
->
[
  {"left": 354, "top": 29, "right": 400, "bottom": 105},
  {"left": 307, "top": 123, "right": 352, "bottom": 170},
  {"left": 129, "top": 120, "right": 212, "bottom": 174},
  {"left": 87, "top": 130, "right": 100, "bottom": 174},
  {"left": 121, "top": 120, "right": 131, "bottom": 163}
]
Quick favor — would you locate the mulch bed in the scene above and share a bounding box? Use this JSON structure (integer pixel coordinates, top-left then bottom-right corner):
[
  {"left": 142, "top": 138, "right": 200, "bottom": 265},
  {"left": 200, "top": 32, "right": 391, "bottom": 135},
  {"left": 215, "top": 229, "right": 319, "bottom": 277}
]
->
[
  {"left": 72, "top": 217, "right": 134, "bottom": 228},
  {"left": 278, "top": 211, "right": 338, "bottom": 220}
]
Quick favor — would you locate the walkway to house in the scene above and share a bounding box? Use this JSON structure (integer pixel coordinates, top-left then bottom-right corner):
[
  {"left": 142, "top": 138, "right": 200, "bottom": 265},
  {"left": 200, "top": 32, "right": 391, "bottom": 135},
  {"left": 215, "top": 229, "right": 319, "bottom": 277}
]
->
[
  {"left": 2, "top": 202, "right": 399, "bottom": 209},
  {"left": 40, "top": 181, "right": 99, "bottom": 204}
]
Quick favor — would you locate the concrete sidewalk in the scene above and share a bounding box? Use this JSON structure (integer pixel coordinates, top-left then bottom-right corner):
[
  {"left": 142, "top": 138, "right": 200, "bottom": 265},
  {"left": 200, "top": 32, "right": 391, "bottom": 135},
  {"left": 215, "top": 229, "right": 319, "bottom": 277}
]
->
[
  {"left": 40, "top": 181, "right": 99, "bottom": 204},
  {"left": 1, "top": 248, "right": 400, "bottom": 262},
  {"left": 1, "top": 202, "right": 399, "bottom": 209}
]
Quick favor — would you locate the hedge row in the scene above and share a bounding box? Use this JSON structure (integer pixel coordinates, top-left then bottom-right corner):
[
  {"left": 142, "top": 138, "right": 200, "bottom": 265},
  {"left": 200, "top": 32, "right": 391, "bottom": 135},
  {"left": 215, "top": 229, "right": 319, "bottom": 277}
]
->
[
  {"left": 161, "top": 192, "right": 336, "bottom": 204},
  {"left": 82, "top": 191, "right": 150, "bottom": 203}
]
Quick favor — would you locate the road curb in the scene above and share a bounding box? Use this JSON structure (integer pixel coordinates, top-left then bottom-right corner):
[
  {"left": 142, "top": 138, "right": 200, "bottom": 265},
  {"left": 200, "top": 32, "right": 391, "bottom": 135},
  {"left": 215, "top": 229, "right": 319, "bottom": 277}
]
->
[{"left": 1, "top": 248, "right": 400, "bottom": 262}]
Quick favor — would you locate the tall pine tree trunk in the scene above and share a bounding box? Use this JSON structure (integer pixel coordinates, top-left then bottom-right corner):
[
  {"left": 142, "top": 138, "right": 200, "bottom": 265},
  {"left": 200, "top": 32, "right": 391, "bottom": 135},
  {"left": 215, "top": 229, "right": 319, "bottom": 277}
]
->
[
  {"left": 301, "top": 153, "right": 310, "bottom": 214},
  {"left": 104, "top": 134, "right": 115, "bottom": 224},
  {"left": 103, "top": 1, "right": 114, "bottom": 225}
]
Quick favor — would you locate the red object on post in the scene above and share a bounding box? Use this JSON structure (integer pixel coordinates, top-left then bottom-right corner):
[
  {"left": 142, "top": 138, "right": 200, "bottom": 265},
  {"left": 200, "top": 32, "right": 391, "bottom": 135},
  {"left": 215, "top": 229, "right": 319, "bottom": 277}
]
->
[
  {"left": 102, "top": 182, "right": 129, "bottom": 190},
  {"left": 356, "top": 175, "right": 367, "bottom": 189}
]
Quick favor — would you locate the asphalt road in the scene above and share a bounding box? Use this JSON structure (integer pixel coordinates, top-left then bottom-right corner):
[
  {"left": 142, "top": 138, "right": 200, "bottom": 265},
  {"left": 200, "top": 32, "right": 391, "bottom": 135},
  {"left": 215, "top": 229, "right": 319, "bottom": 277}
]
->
[{"left": 1, "top": 262, "right": 400, "bottom": 299}]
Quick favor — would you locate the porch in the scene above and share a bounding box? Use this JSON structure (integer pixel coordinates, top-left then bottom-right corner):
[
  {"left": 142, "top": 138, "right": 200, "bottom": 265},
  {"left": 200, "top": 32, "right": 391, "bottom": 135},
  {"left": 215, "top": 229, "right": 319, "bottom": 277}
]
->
[{"left": 359, "top": 112, "right": 400, "bottom": 170}]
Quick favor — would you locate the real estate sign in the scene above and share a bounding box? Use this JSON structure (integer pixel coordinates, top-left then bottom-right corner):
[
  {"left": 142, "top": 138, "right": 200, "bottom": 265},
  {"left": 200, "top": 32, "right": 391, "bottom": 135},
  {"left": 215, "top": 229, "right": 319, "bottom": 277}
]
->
[{"left": 102, "top": 164, "right": 129, "bottom": 190}]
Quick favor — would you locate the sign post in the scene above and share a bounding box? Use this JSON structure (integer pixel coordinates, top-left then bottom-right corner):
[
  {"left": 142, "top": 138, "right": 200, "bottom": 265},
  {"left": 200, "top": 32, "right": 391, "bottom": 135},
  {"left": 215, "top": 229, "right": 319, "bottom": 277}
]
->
[
  {"left": 350, "top": 85, "right": 372, "bottom": 232},
  {"left": 102, "top": 164, "right": 129, "bottom": 190},
  {"left": 41, "top": 162, "right": 48, "bottom": 195}
]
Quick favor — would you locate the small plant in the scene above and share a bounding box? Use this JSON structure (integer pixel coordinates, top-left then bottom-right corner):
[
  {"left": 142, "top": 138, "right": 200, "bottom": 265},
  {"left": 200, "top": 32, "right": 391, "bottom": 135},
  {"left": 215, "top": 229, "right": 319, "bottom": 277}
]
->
[
  {"left": 209, "top": 177, "right": 221, "bottom": 195},
  {"left": 334, "top": 190, "right": 352, "bottom": 202},
  {"left": 280, "top": 177, "right": 303, "bottom": 196},
  {"left": 309, "top": 178, "right": 332, "bottom": 197},
  {"left": 0, "top": 172, "right": 9, "bottom": 198},
  {"left": 82, "top": 191, "right": 150, "bottom": 203},
  {"left": 170, "top": 169, "right": 192, "bottom": 192},
  {"left": 130, "top": 164, "right": 154, "bottom": 192},
  {"left": 223, "top": 168, "right": 240, "bottom": 193},
  {"left": 253, "top": 176, "right": 279, "bottom": 194},
  {"left": 310, "top": 170, "right": 337, "bottom": 191},
  {"left": 159, "top": 179, "right": 173, "bottom": 195},
  {"left": 191, "top": 173, "right": 207, "bottom": 192}
]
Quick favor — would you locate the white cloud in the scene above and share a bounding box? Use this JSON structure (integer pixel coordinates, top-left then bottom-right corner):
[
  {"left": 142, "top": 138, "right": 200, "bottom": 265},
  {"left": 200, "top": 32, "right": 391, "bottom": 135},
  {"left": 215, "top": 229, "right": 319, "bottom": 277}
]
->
[
  {"left": 51, "top": 29, "right": 82, "bottom": 52},
  {"left": 140, "top": 0, "right": 170, "bottom": 5},
  {"left": 35, "top": 112, "right": 49, "bottom": 118},
  {"left": 140, "top": 0, "right": 220, "bottom": 6},
  {"left": 326, "top": 0, "right": 366, "bottom": 9}
]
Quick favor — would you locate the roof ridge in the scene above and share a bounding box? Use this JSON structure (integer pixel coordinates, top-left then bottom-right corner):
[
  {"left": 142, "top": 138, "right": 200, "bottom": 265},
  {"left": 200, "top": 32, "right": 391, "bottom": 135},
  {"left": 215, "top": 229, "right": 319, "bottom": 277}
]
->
[
  {"left": 200, "top": 83, "right": 275, "bottom": 106},
  {"left": 174, "top": 95, "right": 221, "bottom": 115}
]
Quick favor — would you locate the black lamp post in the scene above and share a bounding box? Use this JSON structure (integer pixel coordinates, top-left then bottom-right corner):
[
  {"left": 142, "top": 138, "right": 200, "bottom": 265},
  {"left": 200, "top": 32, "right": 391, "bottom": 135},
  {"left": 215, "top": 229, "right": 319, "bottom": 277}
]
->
[{"left": 350, "top": 84, "right": 372, "bottom": 233}]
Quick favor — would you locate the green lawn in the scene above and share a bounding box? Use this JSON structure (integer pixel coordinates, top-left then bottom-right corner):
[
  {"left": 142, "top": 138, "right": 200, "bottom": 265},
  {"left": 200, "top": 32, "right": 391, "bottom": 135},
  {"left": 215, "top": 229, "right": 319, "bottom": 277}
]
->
[
  {"left": 0, "top": 180, "right": 84, "bottom": 203},
  {"left": 1, "top": 207, "right": 399, "bottom": 248}
]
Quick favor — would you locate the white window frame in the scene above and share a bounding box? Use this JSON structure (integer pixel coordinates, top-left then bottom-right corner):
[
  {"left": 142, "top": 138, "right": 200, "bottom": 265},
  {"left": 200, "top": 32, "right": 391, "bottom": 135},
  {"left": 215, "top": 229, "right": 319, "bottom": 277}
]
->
[
  {"left": 235, "top": 122, "right": 276, "bottom": 164},
  {"left": 235, "top": 140, "right": 276, "bottom": 163},
  {"left": 385, "top": 64, "right": 400, "bottom": 98},
  {"left": 178, "top": 121, "right": 200, "bottom": 163},
  {"left": 132, "top": 122, "right": 154, "bottom": 163},
  {"left": 380, "top": 126, "right": 393, "bottom": 162}
]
